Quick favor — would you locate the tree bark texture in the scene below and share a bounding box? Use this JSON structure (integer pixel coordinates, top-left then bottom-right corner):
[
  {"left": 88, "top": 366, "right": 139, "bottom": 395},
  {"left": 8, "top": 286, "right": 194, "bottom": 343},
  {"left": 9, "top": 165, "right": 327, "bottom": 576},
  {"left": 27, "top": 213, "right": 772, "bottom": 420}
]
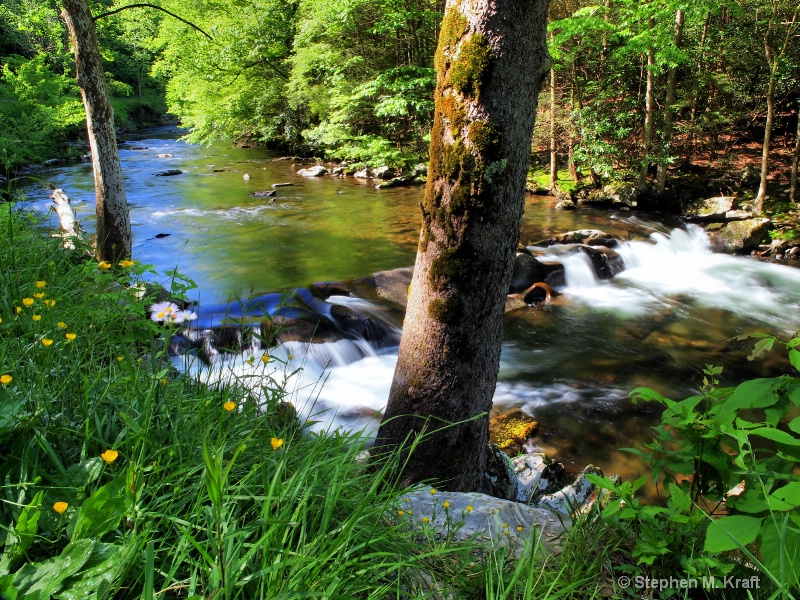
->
[
  {"left": 791, "top": 103, "right": 799, "bottom": 204},
  {"left": 549, "top": 53, "right": 558, "bottom": 192},
  {"left": 656, "top": 8, "right": 684, "bottom": 195},
  {"left": 62, "top": 0, "right": 132, "bottom": 262},
  {"left": 376, "top": 0, "right": 551, "bottom": 492},
  {"left": 638, "top": 17, "right": 655, "bottom": 189}
]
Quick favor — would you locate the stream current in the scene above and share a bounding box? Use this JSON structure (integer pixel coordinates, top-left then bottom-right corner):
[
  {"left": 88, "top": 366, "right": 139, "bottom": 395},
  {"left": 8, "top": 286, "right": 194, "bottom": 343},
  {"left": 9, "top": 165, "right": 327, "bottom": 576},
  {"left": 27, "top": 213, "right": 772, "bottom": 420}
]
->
[{"left": 19, "top": 127, "right": 800, "bottom": 482}]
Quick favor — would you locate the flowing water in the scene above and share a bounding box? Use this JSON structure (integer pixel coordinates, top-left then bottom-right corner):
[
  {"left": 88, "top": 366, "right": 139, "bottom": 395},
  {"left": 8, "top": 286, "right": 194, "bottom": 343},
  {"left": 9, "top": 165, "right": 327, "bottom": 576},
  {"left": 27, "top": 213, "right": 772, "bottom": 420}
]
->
[{"left": 19, "top": 127, "right": 800, "bottom": 483}]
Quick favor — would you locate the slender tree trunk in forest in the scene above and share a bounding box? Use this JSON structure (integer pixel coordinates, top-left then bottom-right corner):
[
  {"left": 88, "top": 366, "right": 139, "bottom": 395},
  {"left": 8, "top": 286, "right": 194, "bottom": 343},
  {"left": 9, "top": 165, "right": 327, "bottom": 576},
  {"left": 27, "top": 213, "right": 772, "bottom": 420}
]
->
[
  {"left": 656, "top": 8, "right": 684, "bottom": 195},
  {"left": 688, "top": 12, "right": 710, "bottom": 162},
  {"left": 755, "top": 2, "right": 799, "bottom": 214},
  {"left": 792, "top": 104, "right": 799, "bottom": 204},
  {"left": 376, "top": 0, "right": 551, "bottom": 492},
  {"left": 549, "top": 47, "right": 558, "bottom": 192},
  {"left": 638, "top": 17, "right": 655, "bottom": 190},
  {"left": 62, "top": 0, "right": 131, "bottom": 263},
  {"left": 568, "top": 74, "right": 579, "bottom": 184}
]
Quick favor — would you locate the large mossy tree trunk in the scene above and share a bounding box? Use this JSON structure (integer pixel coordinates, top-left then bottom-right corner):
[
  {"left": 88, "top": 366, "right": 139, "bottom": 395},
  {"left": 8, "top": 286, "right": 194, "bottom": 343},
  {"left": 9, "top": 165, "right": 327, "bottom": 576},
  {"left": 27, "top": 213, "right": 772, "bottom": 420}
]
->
[
  {"left": 62, "top": 0, "right": 131, "bottom": 263},
  {"left": 376, "top": 0, "right": 550, "bottom": 492}
]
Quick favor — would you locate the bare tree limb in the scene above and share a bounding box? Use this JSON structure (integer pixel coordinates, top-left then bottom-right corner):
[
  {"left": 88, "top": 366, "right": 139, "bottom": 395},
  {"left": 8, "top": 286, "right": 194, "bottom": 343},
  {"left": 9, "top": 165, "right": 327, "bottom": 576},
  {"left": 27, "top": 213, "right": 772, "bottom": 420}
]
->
[{"left": 92, "top": 3, "right": 213, "bottom": 40}]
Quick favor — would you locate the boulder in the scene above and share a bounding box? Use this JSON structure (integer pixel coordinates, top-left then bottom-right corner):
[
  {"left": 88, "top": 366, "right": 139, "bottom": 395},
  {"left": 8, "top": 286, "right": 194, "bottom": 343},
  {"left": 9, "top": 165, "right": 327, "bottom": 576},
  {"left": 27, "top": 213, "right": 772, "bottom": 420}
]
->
[
  {"left": 332, "top": 167, "right": 345, "bottom": 176},
  {"left": 411, "top": 163, "right": 428, "bottom": 177},
  {"left": 372, "top": 267, "right": 414, "bottom": 307},
  {"left": 250, "top": 190, "right": 276, "bottom": 198},
  {"left": 555, "top": 198, "right": 576, "bottom": 210},
  {"left": 154, "top": 169, "right": 182, "bottom": 177},
  {"left": 577, "top": 245, "right": 625, "bottom": 279},
  {"left": 156, "top": 153, "right": 174, "bottom": 158},
  {"left": 739, "top": 164, "right": 760, "bottom": 188},
  {"left": 509, "top": 253, "right": 548, "bottom": 292},
  {"left": 483, "top": 444, "right": 519, "bottom": 501},
  {"left": 578, "top": 182, "right": 639, "bottom": 208},
  {"left": 707, "top": 218, "right": 771, "bottom": 253},
  {"left": 398, "top": 486, "right": 570, "bottom": 557},
  {"left": 354, "top": 167, "right": 375, "bottom": 179},
  {"left": 489, "top": 410, "right": 539, "bottom": 454},
  {"left": 374, "top": 166, "right": 396, "bottom": 180},
  {"left": 534, "top": 466, "right": 604, "bottom": 518},
  {"left": 531, "top": 229, "right": 620, "bottom": 248},
  {"left": 512, "top": 453, "right": 566, "bottom": 503},
  {"left": 683, "top": 196, "right": 735, "bottom": 221},
  {"left": 297, "top": 165, "right": 327, "bottom": 177}
]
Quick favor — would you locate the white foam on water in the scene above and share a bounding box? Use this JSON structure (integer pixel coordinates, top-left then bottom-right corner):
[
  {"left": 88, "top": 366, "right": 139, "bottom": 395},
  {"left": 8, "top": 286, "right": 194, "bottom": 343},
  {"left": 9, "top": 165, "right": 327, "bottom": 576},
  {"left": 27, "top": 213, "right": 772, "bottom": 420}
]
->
[{"left": 616, "top": 226, "right": 800, "bottom": 331}]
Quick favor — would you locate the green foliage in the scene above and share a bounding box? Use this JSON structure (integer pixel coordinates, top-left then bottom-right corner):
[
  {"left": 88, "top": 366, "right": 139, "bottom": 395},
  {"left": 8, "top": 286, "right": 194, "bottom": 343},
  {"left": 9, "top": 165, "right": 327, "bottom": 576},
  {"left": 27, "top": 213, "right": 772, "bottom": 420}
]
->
[
  {"left": 594, "top": 333, "right": 800, "bottom": 597},
  {"left": 0, "top": 53, "right": 83, "bottom": 168}
]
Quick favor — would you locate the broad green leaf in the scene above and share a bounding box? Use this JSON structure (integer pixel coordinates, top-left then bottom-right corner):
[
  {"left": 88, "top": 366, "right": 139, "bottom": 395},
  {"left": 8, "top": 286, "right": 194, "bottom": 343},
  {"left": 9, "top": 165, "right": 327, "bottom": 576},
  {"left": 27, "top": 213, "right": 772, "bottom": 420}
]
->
[
  {"left": 0, "top": 397, "right": 25, "bottom": 435},
  {"left": 0, "top": 574, "right": 17, "bottom": 600},
  {"left": 55, "top": 542, "right": 127, "bottom": 600},
  {"left": 731, "top": 489, "right": 770, "bottom": 514},
  {"left": 758, "top": 518, "right": 800, "bottom": 588},
  {"left": 12, "top": 539, "right": 95, "bottom": 598},
  {"left": 789, "top": 416, "right": 800, "bottom": 435},
  {"left": 70, "top": 470, "right": 129, "bottom": 541},
  {"left": 0, "top": 491, "right": 43, "bottom": 575},
  {"left": 749, "top": 427, "right": 800, "bottom": 446},
  {"left": 791, "top": 349, "right": 800, "bottom": 373},
  {"left": 705, "top": 515, "right": 763, "bottom": 553},
  {"left": 770, "top": 482, "right": 800, "bottom": 509},
  {"left": 715, "top": 378, "right": 787, "bottom": 426},
  {"left": 748, "top": 337, "right": 775, "bottom": 361}
]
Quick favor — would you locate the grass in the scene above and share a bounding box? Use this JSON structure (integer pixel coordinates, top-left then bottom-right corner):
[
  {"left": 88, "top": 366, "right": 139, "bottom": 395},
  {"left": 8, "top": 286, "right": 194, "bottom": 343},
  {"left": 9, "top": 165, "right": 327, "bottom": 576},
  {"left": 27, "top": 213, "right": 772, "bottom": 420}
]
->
[
  {"left": 0, "top": 202, "right": 627, "bottom": 599},
  {"left": 527, "top": 168, "right": 583, "bottom": 196}
]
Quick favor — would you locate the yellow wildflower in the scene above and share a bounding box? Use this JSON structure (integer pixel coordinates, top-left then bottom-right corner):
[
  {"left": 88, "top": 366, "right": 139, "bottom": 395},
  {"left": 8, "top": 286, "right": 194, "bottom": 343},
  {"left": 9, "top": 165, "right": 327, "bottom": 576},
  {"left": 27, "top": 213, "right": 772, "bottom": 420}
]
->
[
  {"left": 271, "top": 437, "right": 284, "bottom": 450},
  {"left": 288, "top": 354, "right": 295, "bottom": 360},
  {"left": 34, "top": 292, "right": 45, "bottom": 299},
  {"left": 223, "top": 401, "right": 236, "bottom": 412},
  {"left": 117, "top": 356, "right": 124, "bottom": 362},
  {"left": 0, "top": 375, "right": 11, "bottom": 385},
  {"left": 516, "top": 526, "right": 523, "bottom": 532},
  {"left": 98, "top": 261, "right": 111, "bottom": 270},
  {"left": 100, "top": 449, "right": 119, "bottom": 464},
  {"left": 0, "top": 317, "right": 3, "bottom": 324},
  {"left": 261, "top": 354, "right": 270, "bottom": 364},
  {"left": 36, "top": 281, "right": 46, "bottom": 288},
  {"left": 32, "top": 315, "right": 41, "bottom": 321},
  {"left": 15, "top": 306, "right": 22, "bottom": 314},
  {"left": 246, "top": 357, "right": 255, "bottom": 365},
  {"left": 430, "top": 488, "right": 437, "bottom": 495},
  {"left": 41, "top": 338, "right": 54, "bottom": 347},
  {"left": 44, "top": 299, "right": 56, "bottom": 308},
  {"left": 119, "top": 260, "right": 135, "bottom": 268},
  {"left": 466, "top": 505, "right": 473, "bottom": 513},
  {"left": 504, "top": 530, "right": 510, "bottom": 536},
  {"left": 423, "top": 517, "right": 430, "bottom": 523},
  {"left": 443, "top": 501, "right": 450, "bottom": 509},
  {"left": 53, "top": 501, "right": 68, "bottom": 514},
  {"left": 57, "top": 321, "right": 67, "bottom": 329},
  {"left": 65, "top": 333, "right": 77, "bottom": 341},
  {"left": 161, "top": 378, "right": 168, "bottom": 385},
  {"left": 397, "top": 510, "right": 405, "bottom": 517},
  {"left": 22, "top": 298, "right": 34, "bottom": 307}
]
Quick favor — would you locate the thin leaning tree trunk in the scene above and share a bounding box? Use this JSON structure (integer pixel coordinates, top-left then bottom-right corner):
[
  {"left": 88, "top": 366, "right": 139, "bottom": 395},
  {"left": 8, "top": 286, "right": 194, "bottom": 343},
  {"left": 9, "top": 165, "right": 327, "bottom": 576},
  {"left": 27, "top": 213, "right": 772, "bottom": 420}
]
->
[
  {"left": 638, "top": 17, "right": 655, "bottom": 190},
  {"left": 62, "top": 0, "right": 131, "bottom": 263},
  {"left": 791, "top": 103, "right": 799, "bottom": 204},
  {"left": 549, "top": 46, "right": 558, "bottom": 192},
  {"left": 376, "top": 0, "right": 550, "bottom": 492},
  {"left": 656, "top": 8, "right": 684, "bottom": 195}
]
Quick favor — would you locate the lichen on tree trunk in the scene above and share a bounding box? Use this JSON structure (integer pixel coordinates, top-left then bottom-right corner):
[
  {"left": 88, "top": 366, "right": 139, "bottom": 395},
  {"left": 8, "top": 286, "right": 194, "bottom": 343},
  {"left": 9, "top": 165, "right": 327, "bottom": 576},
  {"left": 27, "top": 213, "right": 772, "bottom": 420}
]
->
[
  {"left": 375, "top": 0, "right": 550, "bottom": 492},
  {"left": 62, "top": 0, "right": 131, "bottom": 263}
]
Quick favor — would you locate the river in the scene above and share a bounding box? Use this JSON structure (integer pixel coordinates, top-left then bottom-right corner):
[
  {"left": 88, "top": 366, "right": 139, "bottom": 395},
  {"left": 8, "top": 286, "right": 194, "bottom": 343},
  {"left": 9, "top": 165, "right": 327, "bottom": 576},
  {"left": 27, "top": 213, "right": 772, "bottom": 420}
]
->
[{"left": 18, "top": 126, "right": 800, "bottom": 485}]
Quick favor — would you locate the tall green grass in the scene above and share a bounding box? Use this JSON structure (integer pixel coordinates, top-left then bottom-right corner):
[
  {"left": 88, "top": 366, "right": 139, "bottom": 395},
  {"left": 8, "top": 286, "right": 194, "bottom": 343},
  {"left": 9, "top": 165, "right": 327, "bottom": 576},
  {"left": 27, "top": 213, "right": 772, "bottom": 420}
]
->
[{"left": 0, "top": 204, "right": 615, "bottom": 599}]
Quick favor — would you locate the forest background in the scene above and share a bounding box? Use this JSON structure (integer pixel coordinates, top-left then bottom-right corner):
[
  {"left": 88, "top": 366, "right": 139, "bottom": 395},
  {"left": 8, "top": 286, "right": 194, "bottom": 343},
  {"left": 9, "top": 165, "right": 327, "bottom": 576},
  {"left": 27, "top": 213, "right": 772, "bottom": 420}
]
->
[{"left": 1, "top": 0, "right": 799, "bottom": 206}]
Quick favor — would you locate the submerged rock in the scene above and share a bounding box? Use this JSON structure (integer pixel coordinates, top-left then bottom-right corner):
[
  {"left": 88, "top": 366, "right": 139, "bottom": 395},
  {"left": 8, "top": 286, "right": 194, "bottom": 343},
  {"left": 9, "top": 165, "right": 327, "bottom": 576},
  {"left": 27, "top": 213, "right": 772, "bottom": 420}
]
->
[{"left": 154, "top": 169, "right": 182, "bottom": 177}]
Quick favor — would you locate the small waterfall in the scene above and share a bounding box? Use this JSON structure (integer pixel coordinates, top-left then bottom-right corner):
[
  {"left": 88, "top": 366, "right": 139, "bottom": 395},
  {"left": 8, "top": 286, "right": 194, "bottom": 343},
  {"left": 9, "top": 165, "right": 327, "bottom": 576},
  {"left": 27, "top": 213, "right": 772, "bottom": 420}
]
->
[{"left": 561, "top": 252, "right": 600, "bottom": 289}]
